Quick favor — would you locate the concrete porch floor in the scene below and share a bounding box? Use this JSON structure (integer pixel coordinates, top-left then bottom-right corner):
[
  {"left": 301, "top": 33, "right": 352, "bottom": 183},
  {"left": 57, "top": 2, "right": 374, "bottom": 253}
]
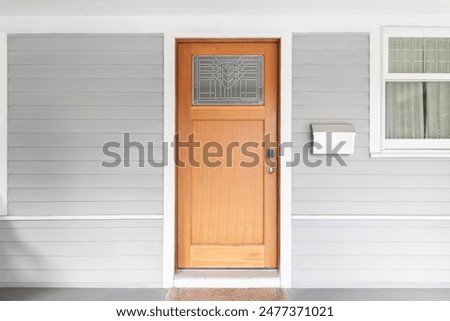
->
[{"left": 0, "top": 288, "right": 450, "bottom": 301}]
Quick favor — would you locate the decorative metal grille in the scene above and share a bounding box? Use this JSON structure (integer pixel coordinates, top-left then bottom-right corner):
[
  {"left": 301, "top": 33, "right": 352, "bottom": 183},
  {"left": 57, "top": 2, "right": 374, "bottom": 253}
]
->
[{"left": 192, "top": 55, "right": 264, "bottom": 105}]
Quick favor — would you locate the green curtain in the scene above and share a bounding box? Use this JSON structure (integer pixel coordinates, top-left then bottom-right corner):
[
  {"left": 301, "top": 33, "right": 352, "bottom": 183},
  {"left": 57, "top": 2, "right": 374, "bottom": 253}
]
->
[
  {"left": 386, "top": 82, "right": 425, "bottom": 139},
  {"left": 426, "top": 83, "right": 450, "bottom": 138},
  {"left": 387, "top": 38, "right": 450, "bottom": 139}
]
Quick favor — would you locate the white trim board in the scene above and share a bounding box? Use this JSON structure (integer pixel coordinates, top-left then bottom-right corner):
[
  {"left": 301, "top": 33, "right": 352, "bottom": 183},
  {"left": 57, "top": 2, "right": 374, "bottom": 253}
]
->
[
  {"left": 162, "top": 33, "right": 292, "bottom": 289},
  {"left": 162, "top": 33, "right": 176, "bottom": 289},
  {"left": 0, "top": 31, "right": 6, "bottom": 216},
  {"left": 0, "top": 214, "right": 163, "bottom": 221},
  {"left": 279, "top": 33, "right": 292, "bottom": 289},
  {"left": 293, "top": 215, "right": 450, "bottom": 220},
  {"left": 4, "top": 15, "right": 450, "bottom": 33}
]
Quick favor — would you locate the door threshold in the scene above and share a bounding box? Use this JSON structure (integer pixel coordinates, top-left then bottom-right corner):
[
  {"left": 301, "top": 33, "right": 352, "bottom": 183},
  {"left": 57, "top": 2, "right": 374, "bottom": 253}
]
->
[{"left": 174, "top": 269, "right": 281, "bottom": 288}]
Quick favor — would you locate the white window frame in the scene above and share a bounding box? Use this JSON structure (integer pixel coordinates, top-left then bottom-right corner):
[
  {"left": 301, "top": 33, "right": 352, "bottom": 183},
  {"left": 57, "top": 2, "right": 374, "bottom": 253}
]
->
[
  {"left": 0, "top": 31, "right": 6, "bottom": 216},
  {"left": 370, "top": 26, "right": 450, "bottom": 158}
]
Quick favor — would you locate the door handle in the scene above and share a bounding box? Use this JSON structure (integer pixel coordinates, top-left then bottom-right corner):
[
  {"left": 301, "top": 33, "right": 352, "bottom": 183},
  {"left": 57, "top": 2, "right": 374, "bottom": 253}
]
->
[{"left": 266, "top": 166, "right": 275, "bottom": 174}]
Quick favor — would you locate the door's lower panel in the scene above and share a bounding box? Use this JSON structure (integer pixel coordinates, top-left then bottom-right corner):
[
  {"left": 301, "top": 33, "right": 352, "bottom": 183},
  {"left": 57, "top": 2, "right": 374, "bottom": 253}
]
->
[{"left": 187, "top": 245, "right": 266, "bottom": 268}]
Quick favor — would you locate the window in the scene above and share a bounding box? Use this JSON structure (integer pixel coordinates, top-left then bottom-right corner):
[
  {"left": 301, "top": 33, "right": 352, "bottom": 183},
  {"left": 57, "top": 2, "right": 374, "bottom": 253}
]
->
[
  {"left": 192, "top": 55, "right": 264, "bottom": 105},
  {"left": 370, "top": 27, "right": 450, "bottom": 157}
]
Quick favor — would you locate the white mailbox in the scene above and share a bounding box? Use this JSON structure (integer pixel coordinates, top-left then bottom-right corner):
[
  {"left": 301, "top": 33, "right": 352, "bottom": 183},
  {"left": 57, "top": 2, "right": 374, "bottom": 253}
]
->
[{"left": 311, "top": 123, "right": 356, "bottom": 155}]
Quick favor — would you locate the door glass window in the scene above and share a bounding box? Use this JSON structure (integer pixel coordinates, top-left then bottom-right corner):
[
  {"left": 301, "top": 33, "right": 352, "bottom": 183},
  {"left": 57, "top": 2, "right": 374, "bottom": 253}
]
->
[{"left": 192, "top": 55, "right": 264, "bottom": 105}]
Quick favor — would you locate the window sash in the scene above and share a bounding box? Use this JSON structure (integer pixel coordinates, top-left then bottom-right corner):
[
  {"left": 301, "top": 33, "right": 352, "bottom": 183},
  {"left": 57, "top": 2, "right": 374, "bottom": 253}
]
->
[
  {"left": 378, "top": 28, "right": 450, "bottom": 153},
  {"left": 385, "top": 74, "right": 450, "bottom": 81},
  {"left": 384, "top": 139, "right": 450, "bottom": 149}
]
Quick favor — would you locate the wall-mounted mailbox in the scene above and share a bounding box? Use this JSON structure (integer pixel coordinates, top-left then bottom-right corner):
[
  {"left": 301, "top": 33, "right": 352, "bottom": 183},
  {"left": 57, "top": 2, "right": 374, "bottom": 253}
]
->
[{"left": 311, "top": 123, "right": 356, "bottom": 155}]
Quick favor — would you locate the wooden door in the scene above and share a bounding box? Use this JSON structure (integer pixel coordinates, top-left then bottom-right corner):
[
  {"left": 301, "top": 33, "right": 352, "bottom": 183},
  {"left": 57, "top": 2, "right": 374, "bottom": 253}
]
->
[{"left": 176, "top": 39, "right": 279, "bottom": 268}]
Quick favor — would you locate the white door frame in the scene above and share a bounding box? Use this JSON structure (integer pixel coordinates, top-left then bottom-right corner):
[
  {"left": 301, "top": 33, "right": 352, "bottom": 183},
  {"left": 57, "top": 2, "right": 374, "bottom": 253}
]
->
[{"left": 162, "top": 33, "right": 292, "bottom": 288}]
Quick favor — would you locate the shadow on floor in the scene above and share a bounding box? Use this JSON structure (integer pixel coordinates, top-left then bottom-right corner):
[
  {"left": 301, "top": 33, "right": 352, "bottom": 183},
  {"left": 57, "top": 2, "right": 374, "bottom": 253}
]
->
[
  {"left": 287, "top": 288, "right": 450, "bottom": 301},
  {"left": 0, "top": 288, "right": 167, "bottom": 301},
  {"left": 1, "top": 288, "right": 450, "bottom": 301}
]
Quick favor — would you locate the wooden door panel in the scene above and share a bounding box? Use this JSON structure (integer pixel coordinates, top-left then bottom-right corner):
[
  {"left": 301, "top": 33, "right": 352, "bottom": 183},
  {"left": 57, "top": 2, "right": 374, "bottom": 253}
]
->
[
  {"left": 191, "top": 120, "right": 264, "bottom": 245},
  {"left": 177, "top": 40, "right": 279, "bottom": 269},
  {"left": 190, "top": 245, "right": 265, "bottom": 268}
]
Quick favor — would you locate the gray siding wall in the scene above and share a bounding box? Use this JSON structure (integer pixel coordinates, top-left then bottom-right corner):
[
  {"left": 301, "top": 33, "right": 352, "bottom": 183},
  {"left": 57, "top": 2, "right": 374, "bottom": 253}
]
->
[
  {"left": 292, "top": 220, "right": 450, "bottom": 288},
  {"left": 292, "top": 34, "right": 450, "bottom": 287},
  {"left": 4, "top": 35, "right": 164, "bottom": 287},
  {"left": 292, "top": 33, "right": 450, "bottom": 216},
  {"left": 8, "top": 34, "right": 163, "bottom": 216},
  {"left": 0, "top": 219, "right": 163, "bottom": 287}
]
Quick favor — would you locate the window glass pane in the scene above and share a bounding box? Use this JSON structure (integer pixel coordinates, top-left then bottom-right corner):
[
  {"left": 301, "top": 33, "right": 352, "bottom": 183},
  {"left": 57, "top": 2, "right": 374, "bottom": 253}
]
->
[
  {"left": 386, "top": 82, "right": 450, "bottom": 139},
  {"left": 389, "top": 38, "right": 450, "bottom": 73},
  {"left": 192, "top": 55, "right": 264, "bottom": 105}
]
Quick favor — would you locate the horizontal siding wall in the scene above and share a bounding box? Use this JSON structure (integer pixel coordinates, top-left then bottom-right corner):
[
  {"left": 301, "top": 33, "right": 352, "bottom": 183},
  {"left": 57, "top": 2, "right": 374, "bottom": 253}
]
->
[
  {"left": 0, "top": 219, "right": 163, "bottom": 287},
  {"left": 292, "top": 33, "right": 450, "bottom": 216},
  {"left": 8, "top": 34, "right": 164, "bottom": 217},
  {"left": 4, "top": 34, "right": 164, "bottom": 287},
  {"left": 292, "top": 34, "right": 450, "bottom": 287},
  {"left": 293, "top": 220, "right": 450, "bottom": 288}
]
